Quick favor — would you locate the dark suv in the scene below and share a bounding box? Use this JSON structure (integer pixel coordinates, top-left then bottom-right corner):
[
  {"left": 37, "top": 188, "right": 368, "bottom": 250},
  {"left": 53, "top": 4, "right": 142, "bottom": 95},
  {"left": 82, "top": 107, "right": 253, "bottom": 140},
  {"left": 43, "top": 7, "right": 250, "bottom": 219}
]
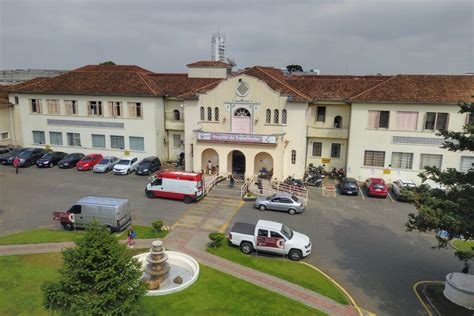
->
[
  {"left": 136, "top": 156, "right": 161, "bottom": 175},
  {"left": 18, "top": 148, "right": 47, "bottom": 167},
  {"left": 339, "top": 177, "right": 359, "bottom": 195},
  {"left": 36, "top": 151, "right": 67, "bottom": 168},
  {"left": 58, "top": 153, "right": 85, "bottom": 168}
]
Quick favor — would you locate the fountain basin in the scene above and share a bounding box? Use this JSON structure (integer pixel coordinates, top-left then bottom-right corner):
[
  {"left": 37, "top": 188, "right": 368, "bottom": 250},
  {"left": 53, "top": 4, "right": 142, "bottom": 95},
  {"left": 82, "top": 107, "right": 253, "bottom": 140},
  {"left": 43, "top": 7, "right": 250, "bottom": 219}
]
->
[{"left": 134, "top": 251, "right": 199, "bottom": 296}]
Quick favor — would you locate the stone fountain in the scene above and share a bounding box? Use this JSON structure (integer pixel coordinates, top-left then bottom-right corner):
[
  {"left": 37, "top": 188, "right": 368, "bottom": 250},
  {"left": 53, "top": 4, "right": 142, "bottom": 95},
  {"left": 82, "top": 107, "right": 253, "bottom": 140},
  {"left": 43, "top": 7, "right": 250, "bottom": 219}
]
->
[{"left": 134, "top": 240, "right": 199, "bottom": 296}]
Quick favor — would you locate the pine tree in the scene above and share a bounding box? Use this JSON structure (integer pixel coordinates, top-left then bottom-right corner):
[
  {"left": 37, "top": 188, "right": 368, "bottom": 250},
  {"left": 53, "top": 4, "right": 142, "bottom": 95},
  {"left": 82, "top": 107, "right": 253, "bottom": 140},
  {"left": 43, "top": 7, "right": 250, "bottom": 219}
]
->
[
  {"left": 42, "top": 224, "right": 147, "bottom": 315},
  {"left": 406, "top": 102, "right": 474, "bottom": 262}
]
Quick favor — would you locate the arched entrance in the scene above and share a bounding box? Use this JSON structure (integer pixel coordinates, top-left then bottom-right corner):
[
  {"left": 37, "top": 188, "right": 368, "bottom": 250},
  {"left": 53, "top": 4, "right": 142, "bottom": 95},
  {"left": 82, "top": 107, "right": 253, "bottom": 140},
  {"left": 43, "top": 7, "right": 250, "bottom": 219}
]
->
[
  {"left": 254, "top": 152, "right": 273, "bottom": 179},
  {"left": 227, "top": 150, "right": 246, "bottom": 177},
  {"left": 232, "top": 108, "right": 251, "bottom": 133},
  {"left": 201, "top": 148, "right": 219, "bottom": 175}
]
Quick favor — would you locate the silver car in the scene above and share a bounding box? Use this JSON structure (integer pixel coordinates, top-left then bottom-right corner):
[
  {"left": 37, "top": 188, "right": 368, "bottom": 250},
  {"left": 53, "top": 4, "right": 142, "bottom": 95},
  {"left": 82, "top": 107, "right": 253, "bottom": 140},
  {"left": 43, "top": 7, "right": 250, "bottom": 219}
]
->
[
  {"left": 255, "top": 193, "right": 304, "bottom": 215},
  {"left": 93, "top": 156, "right": 119, "bottom": 173}
]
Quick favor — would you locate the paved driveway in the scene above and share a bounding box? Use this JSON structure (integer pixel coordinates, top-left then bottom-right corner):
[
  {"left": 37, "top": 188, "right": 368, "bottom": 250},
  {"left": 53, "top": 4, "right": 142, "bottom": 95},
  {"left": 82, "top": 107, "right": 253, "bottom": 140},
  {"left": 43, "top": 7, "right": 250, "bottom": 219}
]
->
[
  {"left": 230, "top": 187, "right": 461, "bottom": 316},
  {"left": 0, "top": 165, "right": 192, "bottom": 235}
]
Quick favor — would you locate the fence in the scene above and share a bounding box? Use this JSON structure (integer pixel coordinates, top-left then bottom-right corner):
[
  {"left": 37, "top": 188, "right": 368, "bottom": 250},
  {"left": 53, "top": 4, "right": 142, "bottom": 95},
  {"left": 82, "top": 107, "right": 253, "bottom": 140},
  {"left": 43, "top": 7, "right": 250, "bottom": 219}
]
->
[
  {"left": 246, "top": 176, "right": 309, "bottom": 205},
  {"left": 240, "top": 179, "right": 249, "bottom": 198},
  {"left": 204, "top": 173, "right": 219, "bottom": 194}
]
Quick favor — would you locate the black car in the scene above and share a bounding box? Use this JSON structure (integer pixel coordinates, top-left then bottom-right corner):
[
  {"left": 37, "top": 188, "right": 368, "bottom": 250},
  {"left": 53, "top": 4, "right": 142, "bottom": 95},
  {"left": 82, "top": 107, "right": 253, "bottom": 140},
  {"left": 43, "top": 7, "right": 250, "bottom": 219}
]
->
[
  {"left": 58, "top": 153, "right": 85, "bottom": 168},
  {"left": 18, "top": 148, "right": 47, "bottom": 167},
  {"left": 339, "top": 177, "right": 359, "bottom": 195},
  {"left": 36, "top": 151, "right": 67, "bottom": 168},
  {"left": 0, "top": 148, "right": 25, "bottom": 165},
  {"left": 0, "top": 146, "right": 12, "bottom": 155},
  {"left": 136, "top": 156, "right": 161, "bottom": 175}
]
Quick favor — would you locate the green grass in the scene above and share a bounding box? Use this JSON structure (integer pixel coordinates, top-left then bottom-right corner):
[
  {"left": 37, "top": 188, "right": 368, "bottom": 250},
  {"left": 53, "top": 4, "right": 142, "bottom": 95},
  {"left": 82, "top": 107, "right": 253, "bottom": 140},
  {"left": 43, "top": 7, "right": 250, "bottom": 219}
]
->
[
  {"left": 0, "top": 252, "right": 325, "bottom": 316},
  {"left": 452, "top": 239, "right": 474, "bottom": 253},
  {"left": 207, "top": 243, "right": 350, "bottom": 305},
  {"left": 0, "top": 225, "right": 168, "bottom": 245}
]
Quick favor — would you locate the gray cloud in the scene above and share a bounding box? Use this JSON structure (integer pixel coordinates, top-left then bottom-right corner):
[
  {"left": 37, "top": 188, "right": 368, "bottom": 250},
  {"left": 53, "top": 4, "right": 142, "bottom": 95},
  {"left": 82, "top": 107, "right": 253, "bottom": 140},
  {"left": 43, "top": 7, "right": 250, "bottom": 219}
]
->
[{"left": 0, "top": 0, "right": 472, "bottom": 74}]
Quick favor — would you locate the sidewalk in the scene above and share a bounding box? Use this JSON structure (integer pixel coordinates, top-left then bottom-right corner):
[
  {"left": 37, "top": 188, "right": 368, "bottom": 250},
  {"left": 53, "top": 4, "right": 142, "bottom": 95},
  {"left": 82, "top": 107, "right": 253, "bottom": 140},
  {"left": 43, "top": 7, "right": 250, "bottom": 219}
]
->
[{"left": 0, "top": 229, "right": 360, "bottom": 316}]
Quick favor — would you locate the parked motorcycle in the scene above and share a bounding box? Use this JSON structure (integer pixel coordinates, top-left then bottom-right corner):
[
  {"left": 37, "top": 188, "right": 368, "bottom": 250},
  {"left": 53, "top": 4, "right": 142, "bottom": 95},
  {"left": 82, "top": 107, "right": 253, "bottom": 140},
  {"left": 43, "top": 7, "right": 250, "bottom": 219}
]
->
[
  {"left": 304, "top": 172, "right": 322, "bottom": 187},
  {"left": 284, "top": 176, "right": 305, "bottom": 188}
]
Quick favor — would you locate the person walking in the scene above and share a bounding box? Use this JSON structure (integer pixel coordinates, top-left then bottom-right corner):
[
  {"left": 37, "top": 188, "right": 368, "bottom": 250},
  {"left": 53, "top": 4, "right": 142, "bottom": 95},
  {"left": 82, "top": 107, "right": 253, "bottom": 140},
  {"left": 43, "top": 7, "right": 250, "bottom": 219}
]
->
[
  {"left": 13, "top": 156, "right": 20, "bottom": 174},
  {"left": 127, "top": 226, "right": 136, "bottom": 248},
  {"left": 229, "top": 174, "right": 235, "bottom": 188}
]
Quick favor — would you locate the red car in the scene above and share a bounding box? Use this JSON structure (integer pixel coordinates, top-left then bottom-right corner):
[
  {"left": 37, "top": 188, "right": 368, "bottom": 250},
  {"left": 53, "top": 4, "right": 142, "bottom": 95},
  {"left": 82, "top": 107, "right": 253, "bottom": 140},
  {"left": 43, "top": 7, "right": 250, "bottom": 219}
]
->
[
  {"left": 76, "top": 154, "right": 103, "bottom": 171},
  {"left": 366, "top": 178, "right": 388, "bottom": 198}
]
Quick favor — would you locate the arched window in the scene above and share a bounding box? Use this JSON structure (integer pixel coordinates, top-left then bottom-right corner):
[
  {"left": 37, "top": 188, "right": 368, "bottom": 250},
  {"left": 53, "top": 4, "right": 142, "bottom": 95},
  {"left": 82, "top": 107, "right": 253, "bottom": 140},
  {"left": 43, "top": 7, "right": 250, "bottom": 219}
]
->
[
  {"left": 334, "top": 115, "right": 342, "bottom": 128},
  {"left": 214, "top": 107, "right": 219, "bottom": 121},
  {"left": 282, "top": 109, "right": 287, "bottom": 124},
  {"left": 234, "top": 108, "right": 251, "bottom": 117},
  {"left": 207, "top": 107, "right": 212, "bottom": 121},
  {"left": 266, "top": 109, "right": 271, "bottom": 123},
  {"left": 291, "top": 150, "right": 296, "bottom": 164},
  {"left": 173, "top": 109, "right": 180, "bottom": 121},
  {"left": 274, "top": 109, "right": 279, "bottom": 124},
  {"left": 200, "top": 107, "right": 204, "bottom": 121}
]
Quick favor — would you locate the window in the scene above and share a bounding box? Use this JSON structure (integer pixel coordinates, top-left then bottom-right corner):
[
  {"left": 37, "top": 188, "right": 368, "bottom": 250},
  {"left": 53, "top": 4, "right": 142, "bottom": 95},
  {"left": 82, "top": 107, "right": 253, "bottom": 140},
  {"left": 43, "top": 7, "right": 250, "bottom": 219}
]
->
[
  {"left": 1, "top": 132, "right": 9, "bottom": 140},
  {"left": 396, "top": 111, "right": 418, "bottom": 130},
  {"left": 200, "top": 107, "right": 205, "bottom": 120},
  {"left": 291, "top": 150, "right": 296, "bottom": 164},
  {"left": 316, "top": 106, "right": 326, "bottom": 122},
  {"left": 14, "top": 96, "right": 19, "bottom": 104},
  {"left": 368, "top": 110, "right": 390, "bottom": 129},
  {"left": 331, "top": 143, "right": 341, "bottom": 158},
  {"left": 108, "top": 101, "right": 122, "bottom": 117},
  {"left": 91, "top": 134, "right": 106, "bottom": 148},
  {"left": 47, "top": 99, "right": 60, "bottom": 115},
  {"left": 67, "top": 133, "right": 81, "bottom": 146},
  {"left": 110, "top": 135, "right": 125, "bottom": 149},
  {"left": 214, "top": 107, "right": 219, "bottom": 121},
  {"left": 334, "top": 115, "right": 342, "bottom": 128},
  {"left": 266, "top": 109, "right": 271, "bottom": 123},
  {"left": 49, "top": 132, "right": 63, "bottom": 145},
  {"left": 282, "top": 109, "right": 287, "bottom": 124},
  {"left": 30, "top": 99, "right": 42, "bottom": 113},
  {"left": 363, "top": 150, "right": 385, "bottom": 167},
  {"left": 258, "top": 229, "right": 268, "bottom": 237},
  {"left": 460, "top": 156, "right": 474, "bottom": 173},
  {"left": 270, "top": 231, "right": 283, "bottom": 238},
  {"left": 127, "top": 102, "right": 142, "bottom": 118},
  {"left": 130, "top": 136, "right": 144, "bottom": 151},
  {"left": 468, "top": 113, "right": 474, "bottom": 126},
  {"left": 274, "top": 109, "right": 279, "bottom": 124},
  {"left": 391, "top": 152, "right": 414, "bottom": 169},
  {"left": 207, "top": 107, "right": 212, "bottom": 121},
  {"left": 32, "top": 131, "right": 45, "bottom": 144},
  {"left": 88, "top": 101, "right": 103, "bottom": 116},
  {"left": 64, "top": 100, "right": 77, "bottom": 115},
  {"left": 312, "top": 142, "right": 322, "bottom": 157},
  {"left": 69, "top": 205, "right": 81, "bottom": 214},
  {"left": 424, "top": 112, "right": 449, "bottom": 130},
  {"left": 172, "top": 134, "right": 181, "bottom": 148},
  {"left": 172, "top": 109, "right": 180, "bottom": 121},
  {"left": 420, "top": 154, "right": 442, "bottom": 169}
]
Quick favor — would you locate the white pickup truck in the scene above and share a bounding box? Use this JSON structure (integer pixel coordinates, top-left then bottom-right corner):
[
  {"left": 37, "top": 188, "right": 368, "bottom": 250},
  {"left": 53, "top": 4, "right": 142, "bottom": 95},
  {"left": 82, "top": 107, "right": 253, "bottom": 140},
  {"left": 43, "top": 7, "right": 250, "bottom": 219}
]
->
[{"left": 229, "top": 220, "right": 312, "bottom": 261}]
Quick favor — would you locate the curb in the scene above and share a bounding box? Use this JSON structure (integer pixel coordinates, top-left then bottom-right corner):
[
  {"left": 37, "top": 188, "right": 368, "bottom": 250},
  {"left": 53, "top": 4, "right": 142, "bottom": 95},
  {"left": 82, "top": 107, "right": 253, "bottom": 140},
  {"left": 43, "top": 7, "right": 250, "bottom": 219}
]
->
[{"left": 412, "top": 280, "right": 446, "bottom": 316}]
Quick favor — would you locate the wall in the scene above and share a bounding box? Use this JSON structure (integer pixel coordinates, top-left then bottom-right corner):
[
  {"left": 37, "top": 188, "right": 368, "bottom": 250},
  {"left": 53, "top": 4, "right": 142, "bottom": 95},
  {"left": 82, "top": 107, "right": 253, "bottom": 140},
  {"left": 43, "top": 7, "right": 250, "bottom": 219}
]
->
[
  {"left": 306, "top": 137, "right": 348, "bottom": 170},
  {"left": 347, "top": 102, "right": 471, "bottom": 184},
  {"left": 188, "top": 67, "right": 227, "bottom": 79}
]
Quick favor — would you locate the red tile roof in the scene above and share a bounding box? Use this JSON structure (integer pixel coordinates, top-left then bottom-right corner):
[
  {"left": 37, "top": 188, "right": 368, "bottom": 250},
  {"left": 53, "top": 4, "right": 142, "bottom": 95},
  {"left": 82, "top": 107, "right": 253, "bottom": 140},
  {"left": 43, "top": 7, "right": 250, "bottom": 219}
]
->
[
  {"left": 350, "top": 75, "right": 474, "bottom": 104},
  {"left": 186, "top": 61, "right": 232, "bottom": 68},
  {"left": 146, "top": 74, "right": 222, "bottom": 98}
]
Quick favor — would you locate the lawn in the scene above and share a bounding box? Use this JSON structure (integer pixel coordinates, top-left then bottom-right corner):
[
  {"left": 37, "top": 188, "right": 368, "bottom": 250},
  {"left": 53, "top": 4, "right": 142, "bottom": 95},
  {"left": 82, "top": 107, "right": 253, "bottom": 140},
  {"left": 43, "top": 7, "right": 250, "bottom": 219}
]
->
[
  {"left": 0, "top": 225, "right": 167, "bottom": 245},
  {"left": 451, "top": 239, "right": 474, "bottom": 253},
  {"left": 0, "top": 252, "right": 324, "bottom": 316},
  {"left": 207, "top": 243, "right": 350, "bottom": 305}
]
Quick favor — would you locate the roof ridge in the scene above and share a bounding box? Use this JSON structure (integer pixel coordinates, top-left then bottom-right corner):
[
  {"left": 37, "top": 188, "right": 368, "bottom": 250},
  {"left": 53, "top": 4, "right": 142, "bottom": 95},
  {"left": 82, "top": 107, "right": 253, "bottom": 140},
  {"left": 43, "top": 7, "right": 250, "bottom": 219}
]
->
[
  {"left": 348, "top": 75, "right": 398, "bottom": 100},
  {"left": 255, "top": 66, "right": 311, "bottom": 101},
  {"left": 177, "top": 78, "right": 224, "bottom": 98},
  {"left": 137, "top": 72, "right": 160, "bottom": 95}
]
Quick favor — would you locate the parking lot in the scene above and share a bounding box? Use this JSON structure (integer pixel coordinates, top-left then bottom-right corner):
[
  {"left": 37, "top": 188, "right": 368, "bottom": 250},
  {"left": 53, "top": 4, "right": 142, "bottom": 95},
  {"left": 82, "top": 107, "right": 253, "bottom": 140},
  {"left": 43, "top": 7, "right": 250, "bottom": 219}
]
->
[{"left": 0, "top": 165, "right": 462, "bottom": 315}]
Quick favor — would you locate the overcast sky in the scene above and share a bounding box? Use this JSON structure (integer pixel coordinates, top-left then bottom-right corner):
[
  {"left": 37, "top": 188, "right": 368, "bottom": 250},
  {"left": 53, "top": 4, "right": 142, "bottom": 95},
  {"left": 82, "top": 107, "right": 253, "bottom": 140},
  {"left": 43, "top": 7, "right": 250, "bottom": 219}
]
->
[{"left": 0, "top": 0, "right": 472, "bottom": 74}]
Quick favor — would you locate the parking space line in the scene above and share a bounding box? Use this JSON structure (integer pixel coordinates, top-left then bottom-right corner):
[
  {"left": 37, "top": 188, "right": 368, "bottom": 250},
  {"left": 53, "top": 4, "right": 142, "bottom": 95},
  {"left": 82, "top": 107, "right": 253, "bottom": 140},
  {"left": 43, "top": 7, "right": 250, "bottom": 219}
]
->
[
  {"left": 219, "top": 201, "right": 244, "bottom": 233},
  {"left": 359, "top": 187, "right": 365, "bottom": 200},
  {"left": 387, "top": 192, "right": 396, "bottom": 203}
]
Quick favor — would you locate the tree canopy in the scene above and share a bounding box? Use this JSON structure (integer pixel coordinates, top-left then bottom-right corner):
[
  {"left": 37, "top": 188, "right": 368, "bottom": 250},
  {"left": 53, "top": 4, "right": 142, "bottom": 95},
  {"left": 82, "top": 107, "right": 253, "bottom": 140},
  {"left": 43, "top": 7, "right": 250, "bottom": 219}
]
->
[
  {"left": 42, "top": 224, "right": 146, "bottom": 315},
  {"left": 286, "top": 64, "right": 303, "bottom": 73},
  {"left": 406, "top": 102, "right": 474, "bottom": 262},
  {"left": 100, "top": 61, "right": 116, "bottom": 65}
]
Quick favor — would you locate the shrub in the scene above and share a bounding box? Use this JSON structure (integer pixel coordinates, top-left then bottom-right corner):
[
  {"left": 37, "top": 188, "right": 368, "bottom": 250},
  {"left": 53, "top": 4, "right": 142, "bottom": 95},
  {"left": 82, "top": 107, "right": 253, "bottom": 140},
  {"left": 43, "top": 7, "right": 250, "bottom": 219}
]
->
[
  {"left": 208, "top": 232, "right": 226, "bottom": 248},
  {"left": 152, "top": 220, "right": 164, "bottom": 233}
]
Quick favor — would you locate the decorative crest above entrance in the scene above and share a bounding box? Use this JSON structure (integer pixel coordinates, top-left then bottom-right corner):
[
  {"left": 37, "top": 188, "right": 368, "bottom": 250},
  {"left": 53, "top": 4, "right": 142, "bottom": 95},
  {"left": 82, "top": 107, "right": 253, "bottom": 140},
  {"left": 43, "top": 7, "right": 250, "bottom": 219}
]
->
[{"left": 235, "top": 80, "right": 249, "bottom": 97}]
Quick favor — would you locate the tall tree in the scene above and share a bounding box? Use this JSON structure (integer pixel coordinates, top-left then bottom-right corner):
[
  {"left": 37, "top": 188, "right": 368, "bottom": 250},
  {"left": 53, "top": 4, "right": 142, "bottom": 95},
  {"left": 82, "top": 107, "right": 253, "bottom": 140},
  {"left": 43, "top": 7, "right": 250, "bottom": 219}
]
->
[
  {"left": 286, "top": 64, "right": 303, "bottom": 73},
  {"left": 406, "top": 102, "right": 474, "bottom": 262},
  {"left": 42, "top": 224, "right": 146, "bottom": 315}
]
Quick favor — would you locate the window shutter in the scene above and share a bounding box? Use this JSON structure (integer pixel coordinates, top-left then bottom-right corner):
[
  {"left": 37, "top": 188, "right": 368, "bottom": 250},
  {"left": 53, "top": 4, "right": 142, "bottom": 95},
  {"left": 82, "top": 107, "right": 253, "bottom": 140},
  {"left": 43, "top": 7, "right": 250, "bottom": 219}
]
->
[
  {"left": 367, "top": 111, "right": 378, "bottom": 128},
  {"left": 66, "top": 101, "right": 72, "bottom": 115},
  {"left": 108, "top": 102, "right": 114, "bottom": 117},
  {"left": 128, "top": 103, "right": 136, "bottom": 118},
  {"left": 87, "top": 102, "right": 92, "bottom": 116},
  {"left": 38, "top": 100, "right": 42, "bottom": 113}
]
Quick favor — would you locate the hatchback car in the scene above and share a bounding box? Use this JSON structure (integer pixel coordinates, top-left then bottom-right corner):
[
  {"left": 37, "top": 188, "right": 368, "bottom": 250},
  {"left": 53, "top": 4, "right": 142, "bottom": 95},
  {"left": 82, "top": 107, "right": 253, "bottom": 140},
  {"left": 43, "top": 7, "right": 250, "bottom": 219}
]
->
[
  {"left": 136, "top": 156, "right": 161, "bottom": 175},
  {"left": 339, "top": 177, "right": 359, "bottom": 195},
  {"left": 0, "top": 148, "right": 25, "bottom": 165},
  {"left": 58, "top": 153, "right": 85, "bottom": 168},
  {"left": 365, "top": 178, "right": 388, "bottom": 198},
  {"left": 76, "top": 154, "right": 103, "bottom": 171},
  {"left": 255, "top": 193, "right": 304, "bottom": 215},
  {"left": 113, "top": 156, "right": 139, "bottom": 175},
  {"left": 93, "top": 156, "right": 119, "bottom": 173},
  {"left": 36, "top": 151, "right": 67, "bottom": 168},
  {"left": 392, "top": 179, "right": 416, "bottom": 200},
  {"left": 17, "top": 148, "right": 47, "bottom": 167}
]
